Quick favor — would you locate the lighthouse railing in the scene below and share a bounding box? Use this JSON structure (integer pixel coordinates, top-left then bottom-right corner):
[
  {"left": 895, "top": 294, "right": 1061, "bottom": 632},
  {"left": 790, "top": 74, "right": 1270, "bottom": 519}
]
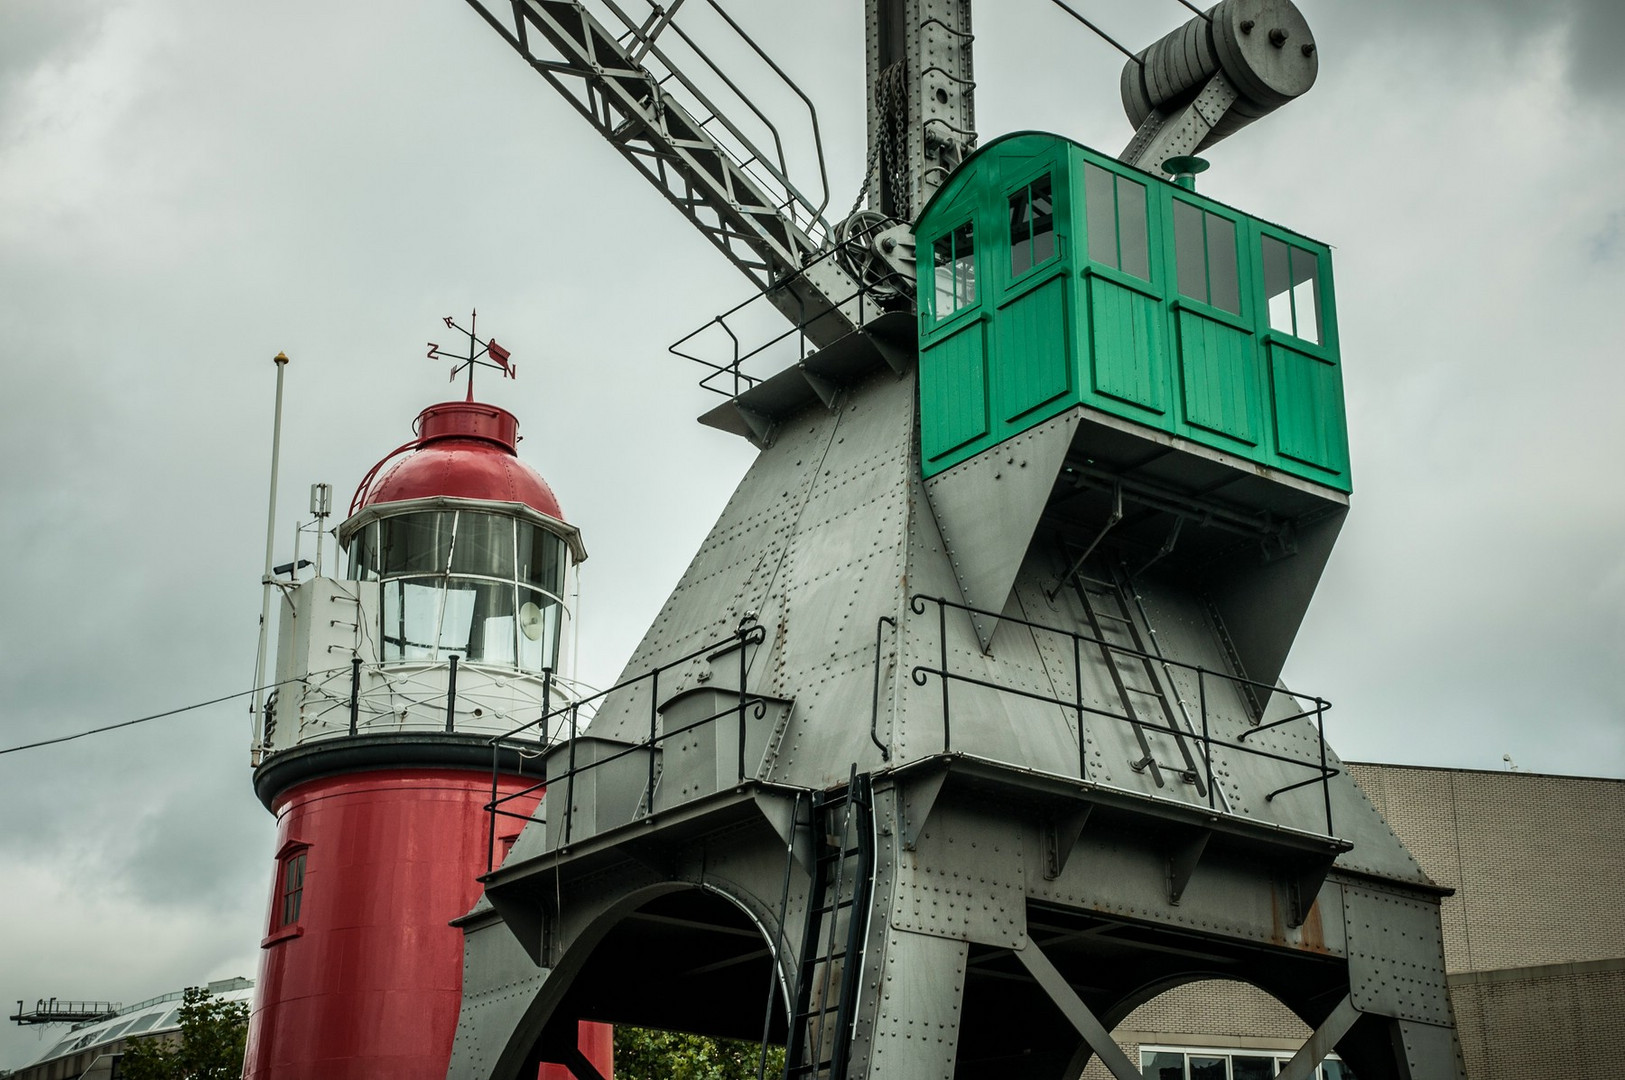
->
[{"left": 482, "top": 620, "right": 769, "bottom": 872}]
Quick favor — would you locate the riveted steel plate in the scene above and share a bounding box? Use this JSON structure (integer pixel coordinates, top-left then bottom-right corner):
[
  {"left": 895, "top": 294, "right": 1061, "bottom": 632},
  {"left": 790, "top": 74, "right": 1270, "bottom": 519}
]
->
[
  {"left": 864, "top": 926, "right": 969, "bottom": 1080},
  {"left": 892, "top": 803, "right": 1026, "bottom": 947},
  {"left": 1343, "top": 884, "right": 1453, "bottom": 1025}
]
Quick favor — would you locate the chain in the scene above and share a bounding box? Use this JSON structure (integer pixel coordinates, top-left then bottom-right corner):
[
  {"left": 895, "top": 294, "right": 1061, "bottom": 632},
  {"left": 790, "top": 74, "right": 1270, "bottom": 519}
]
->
[
  {"left": 847, "top": 61, "right": 910, "bottom": 222},
  {"left": 881, "top": 62, "right": 910, "bottom": 217}
]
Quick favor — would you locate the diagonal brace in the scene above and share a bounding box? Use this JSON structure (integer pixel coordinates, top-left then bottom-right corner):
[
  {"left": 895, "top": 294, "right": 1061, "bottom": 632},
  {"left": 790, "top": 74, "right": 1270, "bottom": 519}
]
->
[
  {"left": 1014, "top": 942, "right": 1145, "bottom": 1080},
  {"left": 1276, "top": 995, "right": 1360, "bottom": 1080}
]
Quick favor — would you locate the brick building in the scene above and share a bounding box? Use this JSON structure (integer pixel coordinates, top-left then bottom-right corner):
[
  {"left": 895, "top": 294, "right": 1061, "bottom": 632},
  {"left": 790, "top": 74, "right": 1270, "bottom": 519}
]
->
[{"left": 1083, "top": 764, "right": 1625, "bottom": 1080}]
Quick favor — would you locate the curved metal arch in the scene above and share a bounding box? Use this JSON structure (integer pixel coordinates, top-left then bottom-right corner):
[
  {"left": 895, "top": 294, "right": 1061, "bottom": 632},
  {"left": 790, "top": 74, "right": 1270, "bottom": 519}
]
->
[{"left": 484, "top": 877, "right": 797, "bottom": 1080}]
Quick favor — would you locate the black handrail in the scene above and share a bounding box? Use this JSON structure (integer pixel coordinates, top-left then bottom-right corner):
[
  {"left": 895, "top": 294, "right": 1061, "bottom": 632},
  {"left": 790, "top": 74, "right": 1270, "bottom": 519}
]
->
[
  {"left": 483, "top": 620, "right": 768, "bottom": 871},
  {"left": 669, "top": 215, "right": 909, "bottom": 397},
  {"left": 907, "top": 594, "right": 1338, "bottom": 837}
]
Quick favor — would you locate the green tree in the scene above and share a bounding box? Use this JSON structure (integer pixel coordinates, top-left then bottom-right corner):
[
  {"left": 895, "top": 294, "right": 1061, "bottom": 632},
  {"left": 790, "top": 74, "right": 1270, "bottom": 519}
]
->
[
  {"left": 119, "top": 987, "right": 248, "bottom": 1080},
  {"left": 613, "top": 1026, "right": 784, "bottom": 1080}
]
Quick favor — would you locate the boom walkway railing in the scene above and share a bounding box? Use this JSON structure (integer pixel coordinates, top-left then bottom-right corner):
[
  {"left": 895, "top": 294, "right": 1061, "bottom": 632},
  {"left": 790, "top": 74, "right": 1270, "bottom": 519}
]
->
[
  {"left": 671, "top": 216, "right": 910, "bottom": 398},
  {"left": 482, "top": 619, "right": 768, "bottom": 871},
  {"left": 901, "top": 594, "right": 1339, "bottom": 837}
]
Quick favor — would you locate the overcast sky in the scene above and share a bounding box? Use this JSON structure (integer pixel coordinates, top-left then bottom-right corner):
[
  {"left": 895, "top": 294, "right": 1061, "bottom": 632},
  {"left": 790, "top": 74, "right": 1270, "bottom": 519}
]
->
[{"left": 2, "top": 0, "right": 1623, "bottom": 1068}]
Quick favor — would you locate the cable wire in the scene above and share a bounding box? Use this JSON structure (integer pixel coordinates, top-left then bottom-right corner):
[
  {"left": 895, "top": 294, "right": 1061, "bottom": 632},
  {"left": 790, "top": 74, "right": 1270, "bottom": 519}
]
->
[
  {"left": 1047, "top": 0, "right": 1142, "bottom": 63},
  {"left": 1171, "top": 0, "right": 1213, "bottom": 20},
  {"left": 0, "top": 682, "right": 292, "bottom": 757}
]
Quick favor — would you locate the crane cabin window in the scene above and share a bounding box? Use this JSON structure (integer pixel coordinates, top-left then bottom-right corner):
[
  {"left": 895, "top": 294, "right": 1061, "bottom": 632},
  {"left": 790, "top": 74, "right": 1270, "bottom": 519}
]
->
[
  {"left": 1008, "top": 174, "right": 1056, "bottom": 276},
  {"left": 1083, "top": 162, "right": 1150, "bottom": 280},
  {"left": 1173, "top": 200, "right": 1241, "bottom": 314},
  {"left": 1262, "top": 235, "right": 1322, "bottom": 344},
  {"left": 932, "top": 220, "right": 978, "bottom": 318}
]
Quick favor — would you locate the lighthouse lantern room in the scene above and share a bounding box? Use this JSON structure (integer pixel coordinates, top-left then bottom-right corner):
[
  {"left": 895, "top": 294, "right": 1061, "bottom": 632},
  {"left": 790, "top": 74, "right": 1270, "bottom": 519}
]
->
[{"left": 244, "top": 329, "right": 608, "bottom": 1080}]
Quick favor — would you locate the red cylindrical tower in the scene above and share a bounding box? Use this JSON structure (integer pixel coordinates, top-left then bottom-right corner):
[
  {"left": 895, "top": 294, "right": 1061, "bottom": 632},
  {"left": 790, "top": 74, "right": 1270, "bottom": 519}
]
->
[{"left": 245, "top": 398, "right": 609, "bottom": 1080}]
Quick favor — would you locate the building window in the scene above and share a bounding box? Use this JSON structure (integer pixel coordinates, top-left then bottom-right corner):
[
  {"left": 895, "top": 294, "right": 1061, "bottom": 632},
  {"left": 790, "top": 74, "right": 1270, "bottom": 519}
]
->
[
  {"left": 1173, "top": 200, "right": 1241, "bottom": 314},
  {"left": 276, "top": 851, "right": 306, "bottom": 929},
  {"left": 1009, "top": 173, "right": 1057, "bottom": 276},
  {"left": 932, "top": 220, "right": 978, "bottom": 318},
  {"left": 1083, "top": 162, "right": 1150, "bottom": 280},
  {"left": 1262, "top": 235, "right": 1322, "bottom": 344},
  {"left": 1142, "top": 1046, "right": 1357, "bottom": 1080}
]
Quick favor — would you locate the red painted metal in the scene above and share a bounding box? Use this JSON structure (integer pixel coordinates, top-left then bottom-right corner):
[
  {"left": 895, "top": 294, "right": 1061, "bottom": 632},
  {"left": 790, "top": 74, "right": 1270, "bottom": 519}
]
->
[
  {"left": 352, "top": 401, "right": 566, "bottom": 520},
  {"left": 244, "top": 768, "right": 611, "bottom": 1080}
]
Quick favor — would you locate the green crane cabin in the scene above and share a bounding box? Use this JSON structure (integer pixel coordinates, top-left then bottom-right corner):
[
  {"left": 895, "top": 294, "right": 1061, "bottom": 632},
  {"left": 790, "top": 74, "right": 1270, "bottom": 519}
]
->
[{"left": 916, "top": 131, "right": 1348, "bottom": 495}]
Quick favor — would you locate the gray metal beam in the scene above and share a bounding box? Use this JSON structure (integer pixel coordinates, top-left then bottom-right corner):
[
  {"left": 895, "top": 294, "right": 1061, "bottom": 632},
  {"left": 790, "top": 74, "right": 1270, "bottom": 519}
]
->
[
  {"left": 460, "top": 0, "right": 862, "bottom": 346},
  {"left": 865, "top": 0, "right": 974, "bottom": 221},
  {"left": 1276, "top": 996, "right": 1360, "bottom": 1080},
  {"left": 1014, "top": 942, "right": 1145, "bottom": 1080}
]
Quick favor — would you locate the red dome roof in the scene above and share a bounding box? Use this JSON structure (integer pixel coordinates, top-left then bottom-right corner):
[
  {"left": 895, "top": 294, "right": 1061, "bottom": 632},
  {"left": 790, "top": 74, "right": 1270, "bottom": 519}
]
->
[{"left": 354, "top": 401, "right": 565, "bottom": 520}]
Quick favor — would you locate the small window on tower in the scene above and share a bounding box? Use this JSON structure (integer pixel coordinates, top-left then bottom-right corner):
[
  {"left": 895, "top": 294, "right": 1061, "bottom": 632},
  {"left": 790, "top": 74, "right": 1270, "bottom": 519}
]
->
[
  {"left": 1172, "top": 200, "right": 1241, "bottom": 315},
  {"left": 275, "top": 850, "right": 307, "bottom": 930},
  {"left": 931, "top": 220, "right": 978, "bottom": 319},
  {"left": 1262, "top": 235, "right": 1322, "bottom": 344},
  {"left": 1083, "top": 163, "right": 1150, "bottom": 281},
  {"left": 1008, "top": 173, "right": 1056, "bottom": 276}
]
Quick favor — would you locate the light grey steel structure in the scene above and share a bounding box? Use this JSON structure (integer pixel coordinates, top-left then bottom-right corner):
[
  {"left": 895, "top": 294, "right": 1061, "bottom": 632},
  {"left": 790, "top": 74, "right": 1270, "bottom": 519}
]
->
[{"left": 444, "top": 4, "right": 1465, "bottom": 1080}]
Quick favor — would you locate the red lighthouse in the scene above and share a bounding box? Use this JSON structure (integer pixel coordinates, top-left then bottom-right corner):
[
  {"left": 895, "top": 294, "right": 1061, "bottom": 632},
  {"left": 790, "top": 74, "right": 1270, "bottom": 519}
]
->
[{"left": 245, "top": 341, "right": 610, "bottom": 1079}]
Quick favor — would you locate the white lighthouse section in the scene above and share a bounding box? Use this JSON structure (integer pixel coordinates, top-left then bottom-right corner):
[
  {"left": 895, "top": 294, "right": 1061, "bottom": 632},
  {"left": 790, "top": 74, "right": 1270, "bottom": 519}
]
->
[{"left": 260, "top": 494, "right": 585, "bottom": 755}]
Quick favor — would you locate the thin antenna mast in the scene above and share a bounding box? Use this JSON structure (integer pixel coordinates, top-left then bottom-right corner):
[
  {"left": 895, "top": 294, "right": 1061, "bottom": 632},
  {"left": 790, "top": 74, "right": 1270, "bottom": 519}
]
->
[{"left": 251, "top": 352, "right": 290, "bottom": 754}]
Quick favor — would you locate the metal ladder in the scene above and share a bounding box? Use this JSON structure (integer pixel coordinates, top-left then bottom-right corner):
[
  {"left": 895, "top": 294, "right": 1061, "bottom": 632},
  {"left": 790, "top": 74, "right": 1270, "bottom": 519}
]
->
[
  {"left": 782, "top": 771, "right": 874, "bottom": 1080},
  {"left": 1070, "top": 562, "right": 1206, "bottom": 795}
]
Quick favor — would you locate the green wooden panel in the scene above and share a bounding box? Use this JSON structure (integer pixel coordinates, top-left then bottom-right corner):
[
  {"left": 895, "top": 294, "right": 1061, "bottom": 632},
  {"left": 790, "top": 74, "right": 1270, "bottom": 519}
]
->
[
  {"left": 1269, "top": 341, "right": 1349, "bottom": 478},
  {"left": 1087, "top": 275, "right": 1165, "bottom": 414},
  {"left": 1177, "top": 309, "right": 1260, "bottom": 445},
  {"left": 920, "top": 319, "right": 990, "bottom": 463},
  {"left": 995, "top": 274, "right": 1071, "bottom": 423}
]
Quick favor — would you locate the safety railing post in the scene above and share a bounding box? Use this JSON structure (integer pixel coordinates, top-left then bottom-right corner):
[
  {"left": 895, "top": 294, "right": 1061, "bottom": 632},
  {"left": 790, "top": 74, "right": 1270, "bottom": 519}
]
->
[
  {"left": 538, "top": 667, "right": 552, "bottom": 744},
  {"left": 938, "top": 599, "right": 951, "bottom": 752},
  {"left": 348, "top": 656, "right": 361, "bottom": 736},
  {"left": 737, "top": 624, "right": 749, "bottom": 783},
  {"left": 1199, "top": 670, "right": 1213, "bottom": 809},
  {"left": 1317, "top": 699, "right": 1332, "bottom": 836},
  {"left": 648, "top": 668, "right": 660, "bottom": 813},
  {"left": 487, "top": 742, "right": 499, "bottom": 874},
  {"left": 564, "top": 704, "right": 579, "bottom": 847},
  {"left": 445, "top": 654, "right": 459, "bottom": 733},
  {"left": 1072, "top": 633, "right": 1086, "bottom": 781}
]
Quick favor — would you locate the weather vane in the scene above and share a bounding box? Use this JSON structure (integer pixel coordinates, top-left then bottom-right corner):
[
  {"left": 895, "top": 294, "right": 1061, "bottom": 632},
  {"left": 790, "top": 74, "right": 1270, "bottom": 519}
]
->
[{"left": 427, "top": 309, "right": 514, "bottom": 401}]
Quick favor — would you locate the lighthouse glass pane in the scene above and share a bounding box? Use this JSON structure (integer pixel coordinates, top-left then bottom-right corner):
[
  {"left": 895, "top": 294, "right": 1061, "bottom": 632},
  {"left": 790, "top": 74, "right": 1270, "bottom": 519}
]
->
[
  {"left": 439, "top": 581, "right": 520, "bottom": 666},
  {"left": 517, "top": 589, "right": 562, "bottom": 673},
  {"left": 382, "top": 579, "right": 443, "bottom": 661},
  {"left": 518, "top": 526, "right": 568, "bottom": 597},
  {"left": 346, "top": 521, "right": 381, "bottom": 581},
  {"left": 379, "top": 512, "right": 453, "bottom": 575},
  {"left": 450, "top": 513, "right": 515, "bottom": 578}
]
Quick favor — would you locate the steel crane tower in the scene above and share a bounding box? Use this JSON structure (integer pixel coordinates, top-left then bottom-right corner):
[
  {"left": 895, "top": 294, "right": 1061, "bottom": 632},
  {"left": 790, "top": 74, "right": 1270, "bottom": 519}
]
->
[{"left": 438, "top": 3, "right": 1467, "bottom": 1080}]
